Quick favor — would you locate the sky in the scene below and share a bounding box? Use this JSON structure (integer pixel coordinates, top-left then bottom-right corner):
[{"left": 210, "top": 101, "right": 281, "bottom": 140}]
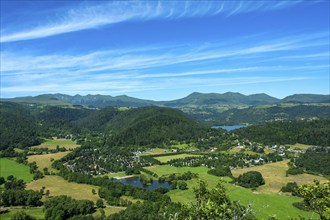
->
[{"left": 0, "top": 0, "right": 329, "bottom": 100}]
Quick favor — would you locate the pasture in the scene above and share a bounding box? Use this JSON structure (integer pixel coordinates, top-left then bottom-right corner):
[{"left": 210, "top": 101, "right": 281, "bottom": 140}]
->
[
  {"left": 27, "top": 151, "right": 71, "bottom": 172},
  {"left": 26, "top": 175, "right": 100, "bottom": 202},
  {"left": 31, "top": 138, "right": 79, "bottom": 150},
  {"left": 0, "top": 207, "right": 44, "bottom": 220},
  {"left": 144, "top": 164, "right": 316, "bottom": 219},
  {"left": 153, "top": 153, "right": 201, "bottom": 163},
  {"left": 231, "top": 160, "right": 327, "bottom": 193},
  {"left": 0, "top": 158, "right": 33, "bottom": 182}
]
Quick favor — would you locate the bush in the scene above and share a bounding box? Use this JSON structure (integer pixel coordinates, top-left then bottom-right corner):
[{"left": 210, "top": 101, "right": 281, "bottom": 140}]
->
[
  {"left": 286, "top": 167, "right": 304, "bottom": 175},
  {"left": 280, "top": 182, "right": 298, "bottom": 196},
  {"left": 237, "top": 171, "right": 265, "bottom": 188},
  {"left": 208, "top": 166, "right": 232, "bottom": 177}
]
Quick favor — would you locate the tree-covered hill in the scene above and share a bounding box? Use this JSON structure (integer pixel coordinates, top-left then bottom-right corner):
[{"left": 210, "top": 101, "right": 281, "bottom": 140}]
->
[
  {"left": 106, "top": 106, "right": 205, "bottom": 146},
  {"left": 0, "top": 102, "right": 42, "bottom": 150},
  {"left": 234, "top": 120, "right": 330, "bottom": 146},
  {"left": 282, "top": 94, "right": 330, "bottom": 104},
  {"left": 161, "top": 92, "right": 280, "bottom": 107},
  {"left": 216, "top": 105, "right": 330, "bottom": 125}
]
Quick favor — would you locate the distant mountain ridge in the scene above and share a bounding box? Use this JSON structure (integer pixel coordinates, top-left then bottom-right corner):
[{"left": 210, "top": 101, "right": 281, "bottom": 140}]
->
[{"left": 3, "top": 92, "right": 329, "bottom": 108}]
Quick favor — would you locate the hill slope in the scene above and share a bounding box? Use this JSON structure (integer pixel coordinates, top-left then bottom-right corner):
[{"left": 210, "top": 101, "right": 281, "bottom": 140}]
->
[{"left": 106, "top": 106, "right": 204, "bottom": 146}]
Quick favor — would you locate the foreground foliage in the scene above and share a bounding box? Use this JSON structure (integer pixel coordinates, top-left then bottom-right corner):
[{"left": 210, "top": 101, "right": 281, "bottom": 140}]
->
[{"left": 297, "top": 181, "right": 330, "bottom": 220}]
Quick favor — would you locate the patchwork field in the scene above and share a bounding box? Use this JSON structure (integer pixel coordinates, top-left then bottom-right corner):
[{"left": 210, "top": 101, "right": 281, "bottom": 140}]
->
[
  {"left": 31, "top": 138, "right": 79, "bottom": 150},
  {"left": 144, "top": 164, "right": 316, "bottom": 219},
  {"left": 231, "top": 160, "right": 328, "bottom": 193},
  {"left": 27, "top": 151, "right": 70, "bottom": 173},
  {"left": 0, "top": 158, "right": 33, "bottom": 182},
  {"left": 153, "top": 153, "right": 201, "bottom": 163},
  {"left": 26, "top": 175, "right": 100, "bottom": 202}
]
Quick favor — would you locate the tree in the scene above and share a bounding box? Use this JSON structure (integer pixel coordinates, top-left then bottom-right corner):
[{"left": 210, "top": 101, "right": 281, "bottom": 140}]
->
[
  {"left": 297, "top": 181, "right": 330, "bottom": 220},
  {"left": 96, "top": 199, "right": 104, "bottom": 208},
  {"left": 183, "top": 180, "right": 253, "bottom": 219},
  {"left": 178, "top": 181, "right": 188, "bottom": 190},
  {"left": 237, "top": 171, "right": 265, "bottom": 188},
  {"left": 0, "top": 177, "right": 5, "bottom": 185}
]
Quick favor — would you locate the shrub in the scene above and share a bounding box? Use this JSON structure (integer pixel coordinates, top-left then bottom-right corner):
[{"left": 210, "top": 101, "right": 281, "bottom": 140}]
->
[{"left": 237, "top": 171, "right": 265, "bottom": 188}]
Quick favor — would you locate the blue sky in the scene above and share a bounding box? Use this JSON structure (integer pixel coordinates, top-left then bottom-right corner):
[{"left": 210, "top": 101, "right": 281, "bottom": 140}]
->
[{"left": 1, "top": 1, "right": 329, "bottom": 100}]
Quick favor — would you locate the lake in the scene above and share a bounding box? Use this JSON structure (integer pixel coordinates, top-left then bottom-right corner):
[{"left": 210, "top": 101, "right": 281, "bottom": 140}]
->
[
  {"left": 211, "top": 125, "right": 247, "bottom": 131},
  {"left": 113, "top": 176, "right": 171, "bottom": 190}
]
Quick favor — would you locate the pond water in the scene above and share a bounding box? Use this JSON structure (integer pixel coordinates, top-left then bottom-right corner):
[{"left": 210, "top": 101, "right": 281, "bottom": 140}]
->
[
  {"left": 211, "top": 125, "right": 247, "bottom": 131},
  {"left": 113, "top": 176, "right": 171, "bottom": 190}
]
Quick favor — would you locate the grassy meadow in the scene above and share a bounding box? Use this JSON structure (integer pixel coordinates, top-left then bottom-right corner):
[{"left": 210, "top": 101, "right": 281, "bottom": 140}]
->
[
  {"left": 31, "top": 138, "right": 79, "bottom": 150},
  {"left": 26, "top": 175, "right": 100, "bottom": 202},
  {"left": 144, "top": 164, "right": 317, "bottom": 219},
  {"left": 27, "top": 151, "right": 70, "bottom": 173},
  {"left": 0, "top": 207, "right": 44, "bottom": 220},
  {"left": 153, "top": 153, "right": 201, "bottom": 163},
  {"left": 231, "top": 160, "right": 328, "bottom": 193},
  {"left": 0, "top": 158, "right": 33, "bottom": 182}
]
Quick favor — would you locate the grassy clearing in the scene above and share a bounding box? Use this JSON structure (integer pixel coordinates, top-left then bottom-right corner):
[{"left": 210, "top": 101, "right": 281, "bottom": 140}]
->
[
  {"left": 101, "top": 171, "right": 127, "bottom": 179},
  {"left": 145, "top": 165, "right": 315, "bottom": 219},
  {"left": 142, "top": 148, "right": 171, "bottom": 155},
  {"left": 228, "top": 147, "right": 257, "bottom": 155},
  {"left": 93, "top": 207, "right": 126, "bottom": 218},
  {"left": 287, "top": 143, "right": 312, "bottom": 150},
  {"left": 0, "top": 207, "right": 44, "bottom": 220},
  {"left": 171, "top": 143, "right": 199, "bottom": 151},
  {"left": 31, "top": 138, "right": 79, "bottom": 150},
  {"left": 0, "top": 158, "right": 33, "bottom": 182},
  {"left": 231, "top": 160, "right": 327, "bottom": 194},
  {"left": 153, "top": 153, "right": 201, "bottom": 163},
  {"left": 27, "top": 151, "right": 70, "bottom": 173},
  {"left": 26, "top": 175, "right": 100, "bottom": 202}
]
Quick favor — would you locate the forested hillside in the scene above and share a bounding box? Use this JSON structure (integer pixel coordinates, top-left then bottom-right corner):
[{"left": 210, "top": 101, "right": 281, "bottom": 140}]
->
[
  {"left": 216, "top": 105, "right": 330, "bottom": 125},
  {"left": 234, "top": 120, "right": 330, "bottom": 146},
  {"left": 0, "top": 102, "right": 42, "bottom": 150},
  {"left": 106, "top": 107, "right": 205, "bottom": 146}
]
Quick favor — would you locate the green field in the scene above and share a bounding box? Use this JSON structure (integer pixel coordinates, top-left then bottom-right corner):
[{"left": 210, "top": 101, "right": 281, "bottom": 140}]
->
[
  {"left": 27, "top": 151, "right": 71, "bottom": 173},
  {"left": 26, "top": 175, "right": 100, "bottom": 202},
  {"left": 0, "top": 207, "right": 44, "bottom": 220},
  {"left": 231, "top": 160, "right": 328, "bottom": 194},
  {"left": 142, "top": 148, "right": 173, "bottom": 155},
  {"left": 31, "top": 138, "right": 79, "bottom": 150},
  {"left": 145, "top": 165, "right": 316, "bottom": 219},
  {"left": 0, "top": 158, "right": 33, "bottom": 182},
  {"left": 153, "top": 153, "right": 201, "bottom": 163}
]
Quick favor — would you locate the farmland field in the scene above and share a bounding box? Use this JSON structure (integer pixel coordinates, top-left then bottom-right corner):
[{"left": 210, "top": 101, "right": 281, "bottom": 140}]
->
[
  {"left": 0, "top": 158, "right": 33, "bottom": 182},
  {"left": 144, "top": 164, "right": 316, "bottom": 219},
  {"left": 31, "top": 138, "right": 79, "bottom": 150},
  {"left": 27, "top": 151, "right": 70, "bottom": 172},
  {"left": 153, "top": 153, "right": 201, "bottom": 163},
  {"left": 26, "top": 175, "right": 100, "bottom": 202},
  {"left": 231, "top": 160, "right": 328, "bottom": 193}
]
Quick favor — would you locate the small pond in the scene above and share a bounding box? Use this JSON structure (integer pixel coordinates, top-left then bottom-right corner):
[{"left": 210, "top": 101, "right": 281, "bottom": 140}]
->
[
  {"left": 211, "top": 125, "right": 247, "bottom": 131},
  {"left": 113, "top": 176, "right": 171, "bottom": 190}
]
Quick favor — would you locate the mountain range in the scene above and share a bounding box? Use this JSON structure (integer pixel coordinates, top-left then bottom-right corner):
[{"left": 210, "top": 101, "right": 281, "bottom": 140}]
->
[
  {"left": 3, "top": 92, "right": 329, "bottom": 108},
  {"left": 3, "top": 92, "right": 329, "bottom": 125}
]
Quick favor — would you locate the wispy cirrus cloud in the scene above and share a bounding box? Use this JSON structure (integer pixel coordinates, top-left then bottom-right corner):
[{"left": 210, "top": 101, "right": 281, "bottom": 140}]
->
[
  {"left": 1, "top": 1, "right": 306, "bottom": 43},
  {"left": 1, "top": 32, "right": 328, "bottom": 98}
]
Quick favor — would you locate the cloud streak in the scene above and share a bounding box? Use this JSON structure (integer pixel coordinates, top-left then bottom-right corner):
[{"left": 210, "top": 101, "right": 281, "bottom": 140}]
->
[{"left": 1, "top": 1, "right": 305, "bottom": 43}]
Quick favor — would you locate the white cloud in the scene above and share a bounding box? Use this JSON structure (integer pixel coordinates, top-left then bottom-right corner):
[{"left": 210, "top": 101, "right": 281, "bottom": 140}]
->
[{"left": 1, "top": 1, "right": 306, "bottom": 43}]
